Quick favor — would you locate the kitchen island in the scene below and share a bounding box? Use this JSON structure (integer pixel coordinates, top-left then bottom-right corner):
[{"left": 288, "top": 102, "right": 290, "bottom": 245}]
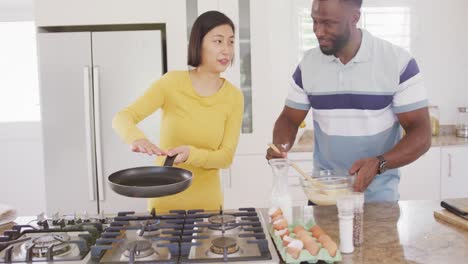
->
[{"left": 261, "top": 200, "right": 468, "bottom": 263}]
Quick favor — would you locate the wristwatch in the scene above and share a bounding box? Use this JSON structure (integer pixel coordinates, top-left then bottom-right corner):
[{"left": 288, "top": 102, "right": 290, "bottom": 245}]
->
[{"left": 376, "top": 155, "right": 388, "bottom": 174}]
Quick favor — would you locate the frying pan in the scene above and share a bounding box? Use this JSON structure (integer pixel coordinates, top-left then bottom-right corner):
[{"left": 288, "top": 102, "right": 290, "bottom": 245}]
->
[{"left": 108, "top": 155, "right": 192, "bottom": 198}]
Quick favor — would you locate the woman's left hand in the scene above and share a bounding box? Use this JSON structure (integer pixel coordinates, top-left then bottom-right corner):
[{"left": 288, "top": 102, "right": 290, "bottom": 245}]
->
[{"left": 167, "top": 146, "right": 190, "bottom": 165}]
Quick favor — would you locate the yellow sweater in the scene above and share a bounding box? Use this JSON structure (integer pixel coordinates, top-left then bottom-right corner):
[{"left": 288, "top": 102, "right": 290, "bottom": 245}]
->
[{"left": 112, "top": 70, "right": 244, "bottom": 212}]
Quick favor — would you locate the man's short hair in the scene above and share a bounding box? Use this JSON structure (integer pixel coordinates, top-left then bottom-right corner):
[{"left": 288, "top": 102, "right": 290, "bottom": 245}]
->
[{"left": 343, "top": 0, "right": 362, "bottom": 8}]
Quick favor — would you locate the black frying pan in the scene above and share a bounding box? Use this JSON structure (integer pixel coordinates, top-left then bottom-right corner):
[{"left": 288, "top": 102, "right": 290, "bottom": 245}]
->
[{"left": 108, "top": 155, "right": 192, "bottom": 198}]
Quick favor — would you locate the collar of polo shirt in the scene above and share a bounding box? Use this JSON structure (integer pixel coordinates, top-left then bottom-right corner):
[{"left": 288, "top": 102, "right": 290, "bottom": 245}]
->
[{"left": 321, "top": 29, "right": 372, "bottom": 64}]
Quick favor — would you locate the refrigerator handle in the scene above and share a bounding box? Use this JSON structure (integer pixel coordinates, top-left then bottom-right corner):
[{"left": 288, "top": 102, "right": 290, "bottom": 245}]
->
[
  {"left": 83, "top": 66, "right": 96, "bottom": 201},
  {"left": 93, "top": 66, "right": 105, "bottom": 201}
]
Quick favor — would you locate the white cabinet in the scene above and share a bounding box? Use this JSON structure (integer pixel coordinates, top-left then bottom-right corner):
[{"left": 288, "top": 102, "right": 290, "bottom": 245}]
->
[
  {"left": 400, "top": 145, "right": 468, "bottom": 200},
  {"left": 223, "top": 155, "right": 273, "bottom": 209},
  {"left": 399, "top": 147, "right": 441, "bottom": 200},
  {"left": 38, "top": 29, "right": 164, "bottom": 214},
  {"left": 222, "top": 152, "right": 313, "bottom": 209},
  {"left": 38, "top": 32, "right": 98, "bottom": 214},
  {"left": 441, "top": 146, "right": 468, "bottom": 199},
  {"left": 196, "top": 0, "right": 291, "bottom": 155}
]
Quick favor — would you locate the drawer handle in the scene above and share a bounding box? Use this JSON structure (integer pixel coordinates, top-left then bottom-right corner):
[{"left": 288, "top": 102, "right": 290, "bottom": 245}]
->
[{"left": 448, "top": 154, "right": 452, "bottom": 178}]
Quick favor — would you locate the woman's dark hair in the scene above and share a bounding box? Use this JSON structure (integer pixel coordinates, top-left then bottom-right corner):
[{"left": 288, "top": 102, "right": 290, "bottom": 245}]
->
[{"left": 188, "top": 11, "right": 235, "bottom": 67}]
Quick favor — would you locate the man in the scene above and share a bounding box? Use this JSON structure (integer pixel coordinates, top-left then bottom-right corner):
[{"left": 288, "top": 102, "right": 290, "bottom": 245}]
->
[{"left": 266, "top": 0, "right": 431, "bottom": 202}]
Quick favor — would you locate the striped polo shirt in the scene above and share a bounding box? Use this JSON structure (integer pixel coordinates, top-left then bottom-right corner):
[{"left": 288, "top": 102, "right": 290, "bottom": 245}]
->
[{"left": 286, "top": 29, "right": 427, "bottom": 202}]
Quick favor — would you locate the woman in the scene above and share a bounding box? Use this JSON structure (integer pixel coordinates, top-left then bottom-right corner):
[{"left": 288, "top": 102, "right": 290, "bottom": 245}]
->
[{"left": 112, "top": 11, "right": 244, "bottom": 212}]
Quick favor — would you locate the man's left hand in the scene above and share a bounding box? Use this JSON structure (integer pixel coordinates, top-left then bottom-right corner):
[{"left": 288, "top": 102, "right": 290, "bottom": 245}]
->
[{"left": 349, "top": 157, "right": 380, "bottom": 192}]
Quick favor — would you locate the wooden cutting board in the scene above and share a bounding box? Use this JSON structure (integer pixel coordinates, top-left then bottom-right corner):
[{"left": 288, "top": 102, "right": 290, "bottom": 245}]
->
[{"left": 434, "top": 209, "right": 468, "bottom": 231}]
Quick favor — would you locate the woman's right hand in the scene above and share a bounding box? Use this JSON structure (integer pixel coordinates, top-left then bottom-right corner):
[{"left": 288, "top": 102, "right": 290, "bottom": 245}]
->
[{"left": 131, "top": 138, "right": 167, "bottom": 156}]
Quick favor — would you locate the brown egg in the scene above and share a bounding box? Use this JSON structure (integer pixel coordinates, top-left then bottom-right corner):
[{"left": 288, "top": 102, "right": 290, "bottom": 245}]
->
[
  {"left": 295, "top": 229, "right": 310, "bottom": 240},
  {"left": 309, "top": 225, "right": 327, "bottom": 239},
  {"left": 268, "top": 207, "right": 283, "bottom": 219},
  {"left": 286, "top": 239, "right": 304, "bottom": 259},
  {"left": 271, "top": 214, "right": 284, "bottom": 223},
  {"left": 282, "top": 235, "right": 293, "bottom": 247},
  {"left": 292, "top": 225, "right": 306, "bottom": 234},
  {"left": 318, "top": 234, "right": 337, "bottom": 257},
  {"left": 304, "top": 238, "right": 320, "bottom": 256},
  {"left": 273, "top": 218, "right": 288, "bottom": 230},
  {"left": 274, "top": 228, "right": 289, "bottom": 239},
  {"left": 299, "top": 234, "right": 314, "bottom": 244}
]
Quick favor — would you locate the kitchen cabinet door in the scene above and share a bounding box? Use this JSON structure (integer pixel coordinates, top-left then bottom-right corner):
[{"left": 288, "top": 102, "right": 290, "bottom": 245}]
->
[
  {"left": 399, "top": 147, "right": 441, "bottom": 200},
  {"left": 223, "top": 153, "right": 312, "bottom": 209},
  {"left": 223, "top": 155, "right": 273, "bottom": 209},
  {"left": 198, "top": 0, "right": 287, "bottom": 155},
  {"left": 441, "top": 146, "right": 468, "bottom": 199},
  {"left": 38, "top": 32, "right": 98, "bottom": 214},
  {"left": 92, "top": 30, "right": 164, "bottom": 213}
]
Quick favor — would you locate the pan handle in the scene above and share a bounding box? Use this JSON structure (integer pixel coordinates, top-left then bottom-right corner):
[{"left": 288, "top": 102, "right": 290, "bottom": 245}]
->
[{"left": 163, "top": 155, "right": 177, "bottom": 167}]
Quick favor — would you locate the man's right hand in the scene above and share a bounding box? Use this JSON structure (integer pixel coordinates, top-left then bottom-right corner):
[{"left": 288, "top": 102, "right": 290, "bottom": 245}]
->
[
  {"left": 267, "top": 106, "right": 308, "bottom": 160},
  {"left": 131, "top": 138, "right": 167, "bottom": 156},
  {"left": 265, "top": 144, "right": 288, "bottom": 160}
]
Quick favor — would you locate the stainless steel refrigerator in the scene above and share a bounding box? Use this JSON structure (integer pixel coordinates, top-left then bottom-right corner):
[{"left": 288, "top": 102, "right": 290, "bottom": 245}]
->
[{"left": 37, "top": 29, "right": 166, "bottom": 214}]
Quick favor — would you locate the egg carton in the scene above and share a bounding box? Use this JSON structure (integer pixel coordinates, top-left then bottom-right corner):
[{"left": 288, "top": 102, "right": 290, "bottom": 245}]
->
[{"left": 269, "top": 220, "right": 342, "bottom": 264}]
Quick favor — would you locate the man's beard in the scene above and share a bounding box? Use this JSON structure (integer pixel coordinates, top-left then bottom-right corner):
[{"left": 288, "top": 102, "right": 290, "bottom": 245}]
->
[{"left": 319, "top": 26, "right": 351, "bottom": 56}]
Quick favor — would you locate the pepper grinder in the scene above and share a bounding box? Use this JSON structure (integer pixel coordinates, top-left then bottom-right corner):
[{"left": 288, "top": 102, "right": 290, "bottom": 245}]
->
[{"left": 353, "top": 192, "right": 365, "bottom": 247}]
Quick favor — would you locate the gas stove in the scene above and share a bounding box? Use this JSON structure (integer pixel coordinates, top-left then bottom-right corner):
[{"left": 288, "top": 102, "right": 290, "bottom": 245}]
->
[
  {"left": 179, "top": 208, "right": 272, "bottom": 263},
  {"left": 0, "top": 212, "right": 109, "bottom": 263},
  {"left": 0, "top": 208, "right": 279, "bottom": 263}
]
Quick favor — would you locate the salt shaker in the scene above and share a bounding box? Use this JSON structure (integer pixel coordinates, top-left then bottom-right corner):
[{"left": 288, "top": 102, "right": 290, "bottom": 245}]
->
[
  {"left": 336, "top": 195, "right": 355, "bottom": 254},
  {"left": 353, "top": 192, "right": 365, "bottom": 247}
]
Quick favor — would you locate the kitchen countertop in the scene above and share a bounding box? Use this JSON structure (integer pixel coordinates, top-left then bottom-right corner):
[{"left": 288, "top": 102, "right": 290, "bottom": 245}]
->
[
  {"left": 261, "top": 200, "right": 468, "bottom": 263},
  {"left": 290, "top": 129, "right": 468, "bottom": 153}
]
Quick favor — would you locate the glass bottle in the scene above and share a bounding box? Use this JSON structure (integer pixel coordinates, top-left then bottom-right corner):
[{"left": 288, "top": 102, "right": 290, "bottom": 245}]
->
[
  {"left": 456, "top": 107, "right": 468, "bottom": 138},
  {"left": 429, "top": 105, "right": 440, "bottom": 136},
  {"left": 268, "top": 158, "right": 293, "bottom": 224}
]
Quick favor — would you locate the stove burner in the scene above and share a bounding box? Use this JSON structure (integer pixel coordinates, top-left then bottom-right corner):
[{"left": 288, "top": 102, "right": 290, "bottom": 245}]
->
[
  {"left": 24, "top": 234, "right": 71, "bottom": 257},
  {"left": 208, "top": 214, "right": 237, "bottom": 230},
  {"left": 208, "top": 214, "right": 236, "bottom": 225},
  {"left": 137, "top": 229, "right": 161, "bottom": 237},
  {"left": 137, "top": 220, "right": 161, "bottom": 237},
  {"left": 123, "top": 241, "right": 155, "bottom": 259},
  {"left": 210, "top": 237, "right": 239, "bottom": 255}
]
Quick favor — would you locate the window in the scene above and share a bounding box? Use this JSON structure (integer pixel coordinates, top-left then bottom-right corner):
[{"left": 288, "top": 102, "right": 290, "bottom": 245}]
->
[
  {"left": 0, "top": 21, "right": 40, "bottom": 122},
  {"left": 360, "top": 7, "right": 410, "bottom": 51},
  {"left": 297, "top": 6, "right": 411, "bottom": 58}
]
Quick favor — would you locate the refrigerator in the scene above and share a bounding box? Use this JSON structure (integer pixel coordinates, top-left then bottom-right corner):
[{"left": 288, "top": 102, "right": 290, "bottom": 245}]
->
[{"left": 37, "top": 29, "right": 166, "bottom": 214}]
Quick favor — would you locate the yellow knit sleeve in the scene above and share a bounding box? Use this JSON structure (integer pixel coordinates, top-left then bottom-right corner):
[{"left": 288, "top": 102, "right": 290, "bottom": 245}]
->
[
  {"left": 112, "top": 72, "right": 171, "bottom": 144},
  {"left": 185, "top": 88, "right": 244, "bottom": 169}
]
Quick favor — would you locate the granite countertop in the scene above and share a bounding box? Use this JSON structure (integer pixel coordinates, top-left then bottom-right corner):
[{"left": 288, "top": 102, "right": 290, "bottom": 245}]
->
[
  {"left": 262, "top": 201, "right": 468, "bottom": 263},
  {"left": 431, "top": 134, "right": 468, "bottom": 146},
  {"left": 290, "top": 128, "right": 468, "bottom": 152}
]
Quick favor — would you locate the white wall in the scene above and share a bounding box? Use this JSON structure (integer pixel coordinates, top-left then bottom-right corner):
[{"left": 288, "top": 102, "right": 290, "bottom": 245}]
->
[
  {"left": 0, "top": 0, "right": 46, "bottom": 215},
  {"left": 410, "top": 0, "right": 468, "bottom": 124},
  {"left": 0, "top": 0, "right": 33, "bottom": 21},
  {"left": 362, "top": 0, "right": 468, "bottom": 124},
  {"left": 34, "top": 0, "right": 188, "bottom": 71},
  {"left": 0, "top": 123, "right": 45, "bottom": 216}
]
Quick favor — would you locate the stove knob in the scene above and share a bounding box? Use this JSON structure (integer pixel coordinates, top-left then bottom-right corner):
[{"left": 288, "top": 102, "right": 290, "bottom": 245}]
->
[
  {"left": 52, "top": 212, "right": 60, "bottom": 225},
  {"left": 82, "top": 211, "right": 90, "bottom": 222}
]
